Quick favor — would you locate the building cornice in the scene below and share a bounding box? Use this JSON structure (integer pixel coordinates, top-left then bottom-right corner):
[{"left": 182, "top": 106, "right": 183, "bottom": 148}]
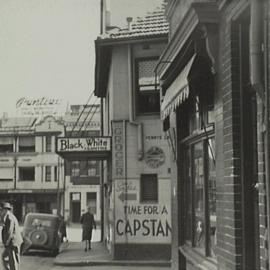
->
[{"left": 157, "top": 2, "right": 219, "bottom": 79}]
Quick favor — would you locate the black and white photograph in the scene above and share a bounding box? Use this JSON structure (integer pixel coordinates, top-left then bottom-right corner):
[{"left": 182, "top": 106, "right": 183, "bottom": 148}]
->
[{"left": 0, "top": 0, "right": 269, "bottom": 269}]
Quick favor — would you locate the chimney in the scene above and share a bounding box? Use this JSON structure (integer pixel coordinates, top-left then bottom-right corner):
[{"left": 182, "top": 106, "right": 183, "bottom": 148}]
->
[{"left": 127, "top": 17, "right": 133, "bottom": 31}]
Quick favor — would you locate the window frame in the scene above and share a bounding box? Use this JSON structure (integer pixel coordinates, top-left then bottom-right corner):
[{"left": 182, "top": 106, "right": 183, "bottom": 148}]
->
[
  {"left": 135, "top": 57, "right": 160, "bottom": 115},
  {"left": 45, "top": 136, "right": 52, "bottom": 152},
  {"left": 140, "top": 174, "right": 158, "bottom": 203},
  {"left": 18, "top": 167, "right": 35, "bottom": 181},
  {"left": 18, "top": 136, "right": 35, "bottom": 152},
  {"left": 45, "top": 166, "right": 51, "bottom": 182}
]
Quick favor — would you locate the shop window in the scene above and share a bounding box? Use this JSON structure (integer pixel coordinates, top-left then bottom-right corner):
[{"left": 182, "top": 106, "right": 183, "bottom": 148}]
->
[
  {"left": 184, "top": 138, "right": 216, "bottom": 258},
  {"left": 19, "top": 167, "right": 35, "bottom": 181},
  {"left": 136, "top": 58, "right": 160, "bottom": 114},
  {"left": 45, "top": 136, "right": 52, "bottom": 152},
  {"left": 45, "top": 166, "right": 51, "bottom": 182},
  {"left": 140, "top": 174, "right": 158, "bottom": 202},
  {"left": 18, "top": 136, "right": 35, "bottom": 152},
  {"left": 0, "top": 137, "right": 14, "bottom": 153}
]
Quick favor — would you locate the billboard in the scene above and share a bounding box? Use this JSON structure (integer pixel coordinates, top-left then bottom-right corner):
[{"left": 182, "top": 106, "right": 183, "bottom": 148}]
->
[{"left": 16, "top": 97, "right": 67, "bottom": 117}]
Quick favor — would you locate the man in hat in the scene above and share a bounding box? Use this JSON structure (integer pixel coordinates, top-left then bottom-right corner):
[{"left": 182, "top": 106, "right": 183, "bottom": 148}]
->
[{"left": 1, "top": 202, "right": 23, "bottom": 270}]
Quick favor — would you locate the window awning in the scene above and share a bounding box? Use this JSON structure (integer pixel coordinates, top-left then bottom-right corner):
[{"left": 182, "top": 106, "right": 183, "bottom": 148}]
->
[{"left": 161, "top": 54, "right": 196, "bottom": 120}]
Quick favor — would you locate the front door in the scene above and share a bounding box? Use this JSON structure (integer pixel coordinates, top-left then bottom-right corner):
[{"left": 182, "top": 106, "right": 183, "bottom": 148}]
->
[{"left": 70, "top": 193, "right": 81, "bottom": 223}]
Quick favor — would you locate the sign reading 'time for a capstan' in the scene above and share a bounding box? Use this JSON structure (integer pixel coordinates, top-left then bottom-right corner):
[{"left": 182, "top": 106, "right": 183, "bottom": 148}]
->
[{"left": 56, "top": 137, "right": 111, "bottom": 152}]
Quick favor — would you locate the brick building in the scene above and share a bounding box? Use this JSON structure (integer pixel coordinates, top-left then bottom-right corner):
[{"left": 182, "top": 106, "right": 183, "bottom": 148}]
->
[
  {"left": 156, "top": 0, "right": 270, "bottom": 270},
  {"left": 94, "top": 5, "right": 171, "bottom": 260}
]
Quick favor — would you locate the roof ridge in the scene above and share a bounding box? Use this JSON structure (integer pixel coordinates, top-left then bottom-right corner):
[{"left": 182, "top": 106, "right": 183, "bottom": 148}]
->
[{"left": 99, "top": 1, "right": 169, "bottom": 41}]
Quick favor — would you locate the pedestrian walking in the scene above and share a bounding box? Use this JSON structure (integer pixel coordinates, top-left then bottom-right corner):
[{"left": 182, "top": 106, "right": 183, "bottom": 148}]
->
[
  {"left": 1, "top": 202, "right": 23, "bottom": 270},
  {"left": 59, "top": 214, "right": 68, "bottom": 243},
  {"left": 80, "top": 206, "right": 96, "bottom": 251}
]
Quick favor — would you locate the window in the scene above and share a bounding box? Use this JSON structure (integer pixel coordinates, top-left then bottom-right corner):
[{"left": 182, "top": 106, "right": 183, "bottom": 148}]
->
[
  {"left": 0, "top": 137, "right": 13, "bottom": 153},
  {"left": 19, "top": 167, "right": 35, "bottom": 181},
  {"left": 45, "top": 136, "right": 52, "bottom": 152},
  {"left": 71, "top": 161, "right": 80, "bottom": 177},
  {"left": 140, "top": 174, "right": 158, "bottom": 202},
  {"left": 0, "top": 168, "right": 13, "bottom": 181},
  {"left": 54, "top": 166, "right": 58, "bottom": 182},
  {"left": 184, "top": 138, "right": 216, "bottom": 258},
  {"left": 71, "top": 160, "right": 100, "bottom": 177},
  {"left": 136, "top": 58, "right": 160, "bottom": 114},
  {"left": 87, "top": 160, "right": 100, "bottom": 176},
  {"left": 45, "top": 166, "right": 51, "bottom": 182},
  {"left": 18, "top": 136, "right": 35, "bottom": 152}
]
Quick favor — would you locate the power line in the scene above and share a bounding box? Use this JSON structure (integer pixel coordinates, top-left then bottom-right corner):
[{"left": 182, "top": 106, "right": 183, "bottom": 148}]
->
[
  {"left": 69, "top": 91, "right": 95, "bottom": 137},
  {"left": 77, "top": 97, "right": 100, "bottom": 135}
]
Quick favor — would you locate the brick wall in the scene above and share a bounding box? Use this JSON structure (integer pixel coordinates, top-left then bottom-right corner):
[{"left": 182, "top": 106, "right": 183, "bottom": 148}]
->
[{"left": 217, "top": 7, "right": 243, "bottom": 270}]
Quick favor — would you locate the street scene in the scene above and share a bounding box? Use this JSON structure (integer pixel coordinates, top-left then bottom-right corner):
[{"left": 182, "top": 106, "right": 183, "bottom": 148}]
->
[{"left": 0, "top": 0, "right": 270, "bottom": 270}]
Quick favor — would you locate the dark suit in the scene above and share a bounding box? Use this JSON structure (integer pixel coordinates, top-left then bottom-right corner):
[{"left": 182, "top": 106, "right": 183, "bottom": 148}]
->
[{"left": 2, "top": 211, "right": 23, "bottom": 270}]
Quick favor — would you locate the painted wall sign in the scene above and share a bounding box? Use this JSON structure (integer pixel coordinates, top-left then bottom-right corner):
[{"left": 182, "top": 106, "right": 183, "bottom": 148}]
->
[
  {"left": 112, "top": 122, "right": 125, "bottom": 178},
  {"left": 145, "top": 147, "right": 165, "bottom": 168},
  {"left": 16, "top": 97, "right": 66, "bottom": 117},
  {"left": 115, "top": 179, "right": 171, "bottom": 244},
  {"left": 56, "top": 137, "right": 111, "bottom": 152}
]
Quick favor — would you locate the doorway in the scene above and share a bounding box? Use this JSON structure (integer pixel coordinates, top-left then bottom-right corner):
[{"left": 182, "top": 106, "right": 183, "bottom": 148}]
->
[{"left": 70, "top": 192, "right": 81, "bottom": 223}]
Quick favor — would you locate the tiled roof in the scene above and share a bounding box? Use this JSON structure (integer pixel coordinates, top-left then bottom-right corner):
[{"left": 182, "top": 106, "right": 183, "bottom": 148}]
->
[{"left": 99, "top": 5, "right": 169, "bottom": 40}]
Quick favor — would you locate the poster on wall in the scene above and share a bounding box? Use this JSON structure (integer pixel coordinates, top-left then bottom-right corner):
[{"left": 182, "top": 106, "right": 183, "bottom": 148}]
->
[{"left": 114, "top": 179, "right": 171, "bottom": 244}]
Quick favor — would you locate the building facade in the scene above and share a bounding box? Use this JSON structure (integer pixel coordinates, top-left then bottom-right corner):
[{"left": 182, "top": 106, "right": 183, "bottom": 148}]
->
[
  {"left": 95, "top": 6, "right": 172, "bottom": 260},
  {"left": 0, "top": 115, "right": 65, "bottom": 222},
  {"left": 0, "top": 104, "right": 101, "bottom": 224},
  {"left": 157, "top": 0, "right": 270, "bottom": 270},
  {"left": 63, "top": 104, "right": 102, "bottom": 224}
]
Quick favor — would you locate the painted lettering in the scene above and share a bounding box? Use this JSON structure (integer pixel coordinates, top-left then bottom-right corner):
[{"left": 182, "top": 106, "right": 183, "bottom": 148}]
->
[{"left": 116, "top": 219, "right": 171, "bottom": 237}]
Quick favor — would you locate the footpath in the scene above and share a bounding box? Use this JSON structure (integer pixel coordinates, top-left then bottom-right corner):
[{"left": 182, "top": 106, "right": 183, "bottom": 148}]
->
[{"left": 55, "top": 241, "right": 171, "bottom": 267}]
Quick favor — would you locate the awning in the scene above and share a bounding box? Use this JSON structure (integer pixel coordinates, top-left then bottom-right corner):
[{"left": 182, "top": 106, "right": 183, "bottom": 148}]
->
[{"left": 161, "top": 54, "right": 196, "bottom": 120}]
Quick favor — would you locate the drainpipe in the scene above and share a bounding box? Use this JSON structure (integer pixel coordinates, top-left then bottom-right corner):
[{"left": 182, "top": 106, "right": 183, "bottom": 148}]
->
[
  {"left": 251, "top": 0, "right": 270, "bottom": 263},
  {"left": 250, "top": 0, "right": 264, "bottom": 99},
  {"left": 127, "top": 44, "right": 144, "bottom": 160},
  {"left": 262, "top": 0, "right": 270, "bottom": 264}
]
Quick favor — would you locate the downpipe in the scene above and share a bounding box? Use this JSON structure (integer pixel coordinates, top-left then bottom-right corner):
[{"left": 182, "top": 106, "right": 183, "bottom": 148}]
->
[
  {"left": 250, "top": 0, "right": 270, "bottom": 264},
  {"left": 127, "top": 44, "right": 144, "bottom": 161}
]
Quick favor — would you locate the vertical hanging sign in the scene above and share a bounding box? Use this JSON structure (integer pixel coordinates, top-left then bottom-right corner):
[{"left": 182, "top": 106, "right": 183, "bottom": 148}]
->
[{"left": 112, "top": 121, "right": 125, "bottom": 179}]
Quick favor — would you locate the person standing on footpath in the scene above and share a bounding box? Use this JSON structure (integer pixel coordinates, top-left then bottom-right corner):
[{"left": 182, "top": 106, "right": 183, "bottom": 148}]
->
[
  {"left": 1, "top": 202, "right": 23, "bottom": 270},
  {"left": 80, "top": 205, "right": 96, "bottom": 251}
]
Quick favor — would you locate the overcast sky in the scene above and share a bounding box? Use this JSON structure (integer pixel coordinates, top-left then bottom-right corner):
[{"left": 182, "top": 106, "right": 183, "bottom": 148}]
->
[{"left": 0, "top": 0, "right": 163, "bottom": 117}]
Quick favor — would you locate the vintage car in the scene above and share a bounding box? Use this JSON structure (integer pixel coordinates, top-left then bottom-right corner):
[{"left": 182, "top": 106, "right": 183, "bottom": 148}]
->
[{"left": 21, "top": 213, "right": 63, "bottom": 256}]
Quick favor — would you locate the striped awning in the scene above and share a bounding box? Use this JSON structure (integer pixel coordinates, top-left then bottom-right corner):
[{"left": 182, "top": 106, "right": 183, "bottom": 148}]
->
[{"left": 161, "top": 55, "right": 196, "bottom": 120}]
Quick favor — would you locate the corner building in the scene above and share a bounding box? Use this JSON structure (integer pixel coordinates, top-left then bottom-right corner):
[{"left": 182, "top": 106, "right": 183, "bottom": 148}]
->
[
  {"left": 157, "top": 0, "right": 270, "bottom": 270},
  {"left": 94, "top": 6, "right": 172, "bottom": 260}
]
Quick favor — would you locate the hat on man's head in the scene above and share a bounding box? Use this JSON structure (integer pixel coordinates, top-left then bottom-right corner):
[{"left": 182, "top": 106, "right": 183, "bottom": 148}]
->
[{"left": 3, "top": 202, "right": 12, "bottom": 210}]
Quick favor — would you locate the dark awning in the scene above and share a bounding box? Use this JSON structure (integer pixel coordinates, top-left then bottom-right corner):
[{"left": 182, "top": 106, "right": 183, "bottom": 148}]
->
[{"left": 161, "top": 55, "right": 196, "bottom": 120}]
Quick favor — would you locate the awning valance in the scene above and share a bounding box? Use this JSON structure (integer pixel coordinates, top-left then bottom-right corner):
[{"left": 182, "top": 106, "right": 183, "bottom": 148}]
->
[{"left": 161, "top": 55, "right": 196, "bottom": 120}]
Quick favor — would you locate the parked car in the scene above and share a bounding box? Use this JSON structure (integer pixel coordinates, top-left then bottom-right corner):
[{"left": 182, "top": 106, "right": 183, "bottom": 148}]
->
[{"left": 21, "top": 213, "right": 63, "bottom": 256}]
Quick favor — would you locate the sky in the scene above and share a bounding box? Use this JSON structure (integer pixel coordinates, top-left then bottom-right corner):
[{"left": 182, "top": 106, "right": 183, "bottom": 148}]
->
[{"left": 0, "top": 0, "right": 163, "bottom": 117}]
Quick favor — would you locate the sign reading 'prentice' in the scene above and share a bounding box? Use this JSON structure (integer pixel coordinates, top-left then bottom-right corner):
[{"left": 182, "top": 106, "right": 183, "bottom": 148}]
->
[{"left": 57, "top": 137, "right": 111, "bottom": 152}]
